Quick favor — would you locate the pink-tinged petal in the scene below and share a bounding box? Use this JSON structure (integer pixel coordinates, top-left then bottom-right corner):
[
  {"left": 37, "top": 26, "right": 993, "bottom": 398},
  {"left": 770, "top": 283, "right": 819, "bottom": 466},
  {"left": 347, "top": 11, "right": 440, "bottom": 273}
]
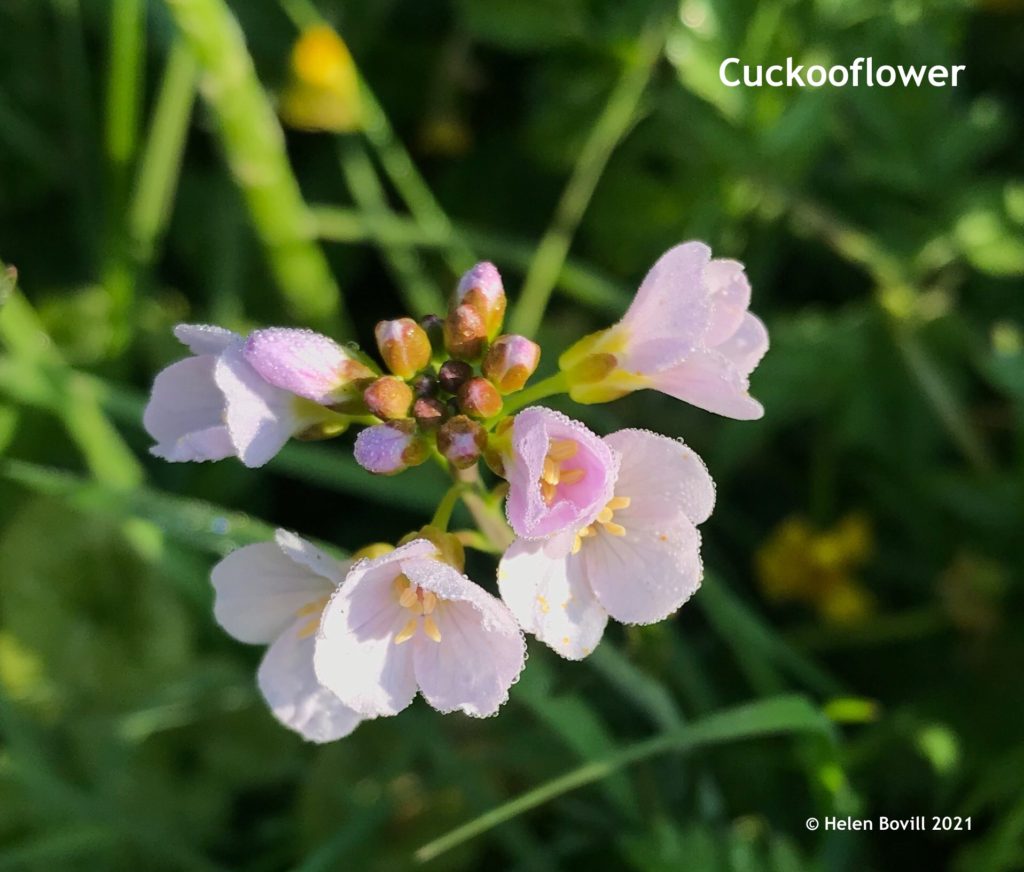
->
[
  {"left": 582, "top": 518, "right": 703, "bottom": 625},
  {"left": 274, "top": 529, "right": 348, "bottom": 585},
  {"left": 214, "top": 343, "right": 310, "bottom": 467},
  {"left": 715, "top": 312, "right": 768, "bottom": 378},
  {"left": 604, "top": 429, "right": 715, "bottom": 525},
  {"left": 211, "top": 538, "right": 337, "bottom": 644},
  {"left": 144, "top": 355, "right": 235, "bottom": 463},
  {"left": 505, "top": 407, "right": 618, "bottom": 540},
  {"left": 313, "top": 541, "right": 436, "bottom": 717},
  {"left": 702, "top": 259, "right": 751, "bottom": 347},
  {"left": 648, "top": 351, "right": 764, "bottom": 420},
  {"left": 618, "top": 242, "right": 713, "bottom": 371},
  {"left": 258, "top": 615, "right": 362, "bottom": 743},
  {"left": 243, "top": 328, "right": 372, "bottom": 405},
  {"left": 498, "top": 535, "right": 607, "bottom": 660},
  {"left": 173, "top": 323, "right": 240, "bottom": 356},
  {"left": 401, "top": 557, "right": 525, "bottom": 717}
]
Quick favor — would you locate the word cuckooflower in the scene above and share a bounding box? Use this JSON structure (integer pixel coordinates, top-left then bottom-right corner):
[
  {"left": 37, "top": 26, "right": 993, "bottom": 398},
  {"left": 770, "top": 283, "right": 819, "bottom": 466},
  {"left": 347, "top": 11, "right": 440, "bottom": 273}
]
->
[{"left": 144, "top": 242, "right": 768, "bottom": 742}]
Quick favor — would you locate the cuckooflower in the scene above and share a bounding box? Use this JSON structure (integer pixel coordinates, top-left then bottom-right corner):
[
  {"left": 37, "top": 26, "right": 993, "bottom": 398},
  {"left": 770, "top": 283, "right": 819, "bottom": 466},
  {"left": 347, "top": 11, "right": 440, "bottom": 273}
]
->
[
  {"left": 211, "top": 530, "right": 362, "bottom": 742},
  {"left": 144, "top": 324, "right": 352, "bottom": 468},
  {"left": 313, "top": 539, "right": 525, "bottom": 718},
  {"left": 498, "top": 429, "right": 714, "bottom": 659},
  {"left": 559, "top": 242, "right": 768, "bottom": 419},
  {"left": 502, "top": 407, "right": 618, "bottom": 541}
]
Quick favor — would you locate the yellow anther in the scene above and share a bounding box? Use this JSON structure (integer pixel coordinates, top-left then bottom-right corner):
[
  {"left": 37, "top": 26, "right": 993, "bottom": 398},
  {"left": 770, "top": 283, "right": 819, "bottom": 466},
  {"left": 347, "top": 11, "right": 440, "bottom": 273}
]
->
[
  {"left": 597, "top": 506, "right": 614, "bottom": 524},
  {"left": 540, "top": 480, "right": 557, "bottom": 505},
  {"left": 559, "top": 468, "right": 585, "bottom": 485},
  {"left": 394, "top": 617, "right": 418, "bottom": 645},
  {"left": 607, "top": 496, "right": 631, "bottom": 511},
  {"left": 399, "top": 586, "right": 419, "bottom": 609},
  {"left": 603, "top": 521, "right": 627, "bottom": 537},
  {"left": 542, "top": 457, "right": 561, "bottom": 485},
  {"left": 547, "top": 439, "right": 579, "bottom": 461},
  {"left": 579, "top": 525, "right": 595, "bottom": 537},
  {"left": 571, "top": 535, "right": 583, "bottom": 555},
  {"left": 297, "top": 616, "right": 321, "bottom": 639},
  {"left": 571, "top": 495, "right": 630, "bottom": 554},
  {"left": 421, "top": 591, "right": 437, "bottom": 615},
  {"left": 423, "top": 615, "right": 442, "bottom": 643}
]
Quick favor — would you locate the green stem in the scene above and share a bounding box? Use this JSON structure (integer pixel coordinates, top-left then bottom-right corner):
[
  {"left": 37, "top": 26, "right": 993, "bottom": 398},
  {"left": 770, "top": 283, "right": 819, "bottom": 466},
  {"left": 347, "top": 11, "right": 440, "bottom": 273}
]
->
[
  {"left": 430, "top": 483, "right": 467, "bottom": 531},
  {"left": 163, "top": 0, "right": 349, "bottom": 336},
  {"left": 492, "top": 371, "right": 569, "bottom": 423},
  {"left": 128, "top": 39, "right": 198, "bottom": 269},
  {"left": 337, "top": 140, "right": 445, "bottom": 315},
  {"left": 453, "top": 465, "right": 514, "bottom": 550},
  {"left": 508, "top": 14, "right": 671, "bottom": 337},
  {"left": 313, "top": 204, "right": 628, "bottom": 315}
]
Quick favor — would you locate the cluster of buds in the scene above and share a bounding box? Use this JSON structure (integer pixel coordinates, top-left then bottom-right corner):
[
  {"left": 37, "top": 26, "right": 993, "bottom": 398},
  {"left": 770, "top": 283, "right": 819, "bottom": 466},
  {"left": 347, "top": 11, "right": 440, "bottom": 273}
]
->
[
  {"left": 143, "top": 242, "right": 768, "bottom": 743},
  {"left": 355, "top": 263, "right": 540, "bottom": 475}
]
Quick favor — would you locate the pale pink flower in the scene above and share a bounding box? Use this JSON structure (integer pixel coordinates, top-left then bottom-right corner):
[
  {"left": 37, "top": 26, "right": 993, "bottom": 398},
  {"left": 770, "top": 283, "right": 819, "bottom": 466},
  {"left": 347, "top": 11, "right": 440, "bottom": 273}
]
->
[
  {"left": 211, "top": 530, "right": 362, "bottom": 743},
  {"left": 353, "top": 421, "right": 428, "bottom": 475},
  {"left": 559, "top": 242, "right": 768, "bottom": 419},
  {"left": 498, "top": 429, "right": 714, "bottom": 659},
  {"left": 313, "top": 540, "right": 525, "bottom": 718},
  {"left": 144, "top": 324, "right": 348, "bottom": 468},
  {"left": 503, "top": 407, "right": 618, "bottom": 541}
]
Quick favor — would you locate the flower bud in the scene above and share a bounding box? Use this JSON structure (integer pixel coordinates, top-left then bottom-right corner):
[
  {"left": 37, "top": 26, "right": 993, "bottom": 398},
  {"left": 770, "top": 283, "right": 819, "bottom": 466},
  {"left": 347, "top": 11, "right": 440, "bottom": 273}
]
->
[
  {"left": 438, "top": 359, "right": 472, "bottom": 394},
  {"left": 437, "top": 415, "right": 486, "bottom": 469},
  {"left": 458, "top": 377, "right": 502, "bottom": 419},
  {"left": 375, "top": 317, "right": 431, "bottom": 379},
  {"left": 454, "top": 262, "right": 506, "bottom": 340},
  {"left": 419, "top": 313, "right": 445, "bottom": 349},
  {"left": 400, "top": 525, "right": 465, "bottom": 571},
  {"left": 443, "top": 303, "right": 487, "bottom": 360},
  {"left": 354, "top": 420, "right": 428, "bottom": 475},
  {"left": 412, "top": 396, "right": 446, "bottom": 431},
  {"left": 411, "top": 373, "right": 437, "bottom": 397},
  {"left": 482, "top": 334, "right": 541, "bottom": 394},
  {"left": 363, "top": 376, "right": 413, "bottom": 420}
]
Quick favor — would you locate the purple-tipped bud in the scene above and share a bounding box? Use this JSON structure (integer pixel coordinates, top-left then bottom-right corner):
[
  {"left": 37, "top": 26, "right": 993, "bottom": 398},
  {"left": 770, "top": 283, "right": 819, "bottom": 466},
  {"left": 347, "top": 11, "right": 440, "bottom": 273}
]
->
[
  {"left": 482, "top": 334, "right": 541, "bottom": 394},
  {"left": 419, "top": 313, "right": 444, "bottom": 349},
  {"left": 374, "top": 318, "right": 431, "bottom": 379},
  {"left": 437, "top": 415, "right": 487, "bottom": 469},
  {"left": 411, "top": 373, "right": 438, "bottom": 397},
  {"left": 243, "top": 327, "right": 375, "bottom": 409},
  {"left": 354, "top": 420, "right": 428, "bottom": 475},
  {"left": 443, "top": 303, "right": 487, "bottom": 360},
  {"left": 458, "top": 377, "right": 502, "bottom": 419},
  {"left": 363, "top": 376, "right": 413, "bottom": 420},
  {"left": 413, "top": 396, "right": 447, "bottom": 431},
  {"left": 438, "top": 359, "right": 473, "bottom": 394},
  {"left": 454, "top": 262, "right": 506, "bottom": 340}
]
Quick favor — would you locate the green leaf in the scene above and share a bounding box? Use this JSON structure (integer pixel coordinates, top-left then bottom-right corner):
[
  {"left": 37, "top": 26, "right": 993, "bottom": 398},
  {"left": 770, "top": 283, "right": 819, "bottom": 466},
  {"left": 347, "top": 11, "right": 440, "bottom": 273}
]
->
[{"left": 415, "top": 695, "right": 833, "bottom": 863}]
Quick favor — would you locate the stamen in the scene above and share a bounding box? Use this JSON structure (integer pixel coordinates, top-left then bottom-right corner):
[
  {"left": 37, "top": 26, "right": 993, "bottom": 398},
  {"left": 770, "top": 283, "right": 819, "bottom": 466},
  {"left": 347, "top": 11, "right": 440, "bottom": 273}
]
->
[
  {"left": 399, "top": 586, "right": 419, "bottom": 609},
  {"left": 607, "top": 496, "right": 631, "bottom": 511},
  {"left": 572, "top": 535, "right": 583, "bottom": 555},
  {"left": 540, "top": 480, "right": 557, "bottom": 504},
  {"left": 423, "top": 615, "right": 442, "bottom": 643},
  {"left": 394, "top": 617, "right": 418, "bottom": 644},
  {"left": 297, "top": 616, "right": 321, "bottom": 639},
  {"left": 547, "top": 439, "right": 579, "bottom": 461},
  {"left": 603, "top": 521, "right": 627, "bottom": 537},
  {"left": 542, "top": 457, "right": 561, "bottom": 485},
  {"left": 579, "top": 525, "right": 595, "bottom": 537},
  {"left": 559, "top": 468, "right": 585, "bottom": 485},
  {"left": 597, "top": 506, "right": 614, "bottom": 524},
  {"left": 421, "top": 590, "right": 437, "bottom": 615}
]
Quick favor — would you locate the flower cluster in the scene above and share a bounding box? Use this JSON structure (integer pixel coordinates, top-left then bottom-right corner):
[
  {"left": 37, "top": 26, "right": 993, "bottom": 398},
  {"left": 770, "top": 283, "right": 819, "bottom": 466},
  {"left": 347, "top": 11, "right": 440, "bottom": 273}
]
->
[{"left": 144, "top": 242, "right": 768, "bottom": 741}]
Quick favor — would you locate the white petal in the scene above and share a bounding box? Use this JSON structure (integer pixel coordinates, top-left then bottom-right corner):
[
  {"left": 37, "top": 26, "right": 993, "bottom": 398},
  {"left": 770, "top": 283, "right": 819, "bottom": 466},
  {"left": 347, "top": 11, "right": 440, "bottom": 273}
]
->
[
  {"left": 173, "top": 323, "right": 240, "bottom": 356},
  {"left": 402, "top": 558, "right": 526, "bottom": 716},
  {"left": 604, "top": 429, "right": 715, "bottom": 525},
  {"left": 701, "top": 259, "right": 751, "bottom": 347},
  {"left": 715, "top": 312, "right": 769, "bottom": 378},
  {"left": 582, "top": 518, "right": 703, "bottom": 625},
  {"left": 274, "top": 529, "right": 348, "bottom": 585},
  {"left": 648, "top": 351, "right": 764, "bottom": 420},
  {"left": 214, "top": 342, "right": 305, "bottom": 468},
  {"left": 258, "top": 616, "right": 362, "bottom": 743},
  {"left": 498, "top": 536, "right": 607, "bottom": 660},
  {"left": 619, "top": 242, "right": 713, "bottom": 371},
  {"left": 144, "top": 356, "right": 235, "bottom": 463},
  {"left": 211, "top": 540, "right": 335, "bottom": 644},
  {"left": 313, "top": 542, "right": 435, "bottom": 718}
]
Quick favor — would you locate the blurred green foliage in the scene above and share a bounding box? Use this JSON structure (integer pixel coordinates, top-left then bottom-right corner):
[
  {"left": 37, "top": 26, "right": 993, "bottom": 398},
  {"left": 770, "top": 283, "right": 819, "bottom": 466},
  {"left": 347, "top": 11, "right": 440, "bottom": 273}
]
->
[{"left": 1, "top": 0, "right": 1023, "bottom": 869}]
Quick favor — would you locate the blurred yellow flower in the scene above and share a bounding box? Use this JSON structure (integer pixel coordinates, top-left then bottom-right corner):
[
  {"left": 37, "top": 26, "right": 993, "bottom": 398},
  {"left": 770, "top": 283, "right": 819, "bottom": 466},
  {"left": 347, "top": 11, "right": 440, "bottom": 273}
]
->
[
  {"left": 281, "top": 25, "right": 362, "bottom": 133},
  {"left": 755, "top": 513, "right": 875, "bottom": 624}
]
